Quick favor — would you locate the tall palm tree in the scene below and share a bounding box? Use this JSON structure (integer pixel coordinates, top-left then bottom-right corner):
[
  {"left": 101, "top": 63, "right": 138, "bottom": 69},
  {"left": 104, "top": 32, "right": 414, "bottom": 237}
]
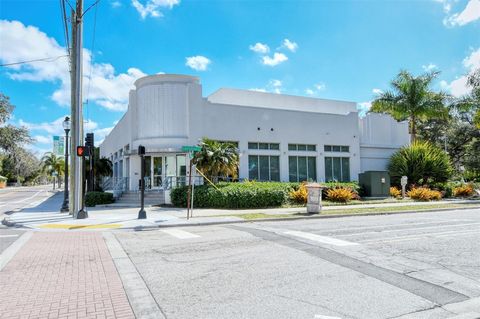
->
[
  {"left": 193, "top": 138, "right": 239, "bottom": 182},
  {"left": 371, "top": 70, "right": 449, "bottom": 142},
  {"left": 41, "top": 152, "right": 65, "bottom": 188},
  {"left": 86, "top": 147, "right": 112, "bottom": 191}
]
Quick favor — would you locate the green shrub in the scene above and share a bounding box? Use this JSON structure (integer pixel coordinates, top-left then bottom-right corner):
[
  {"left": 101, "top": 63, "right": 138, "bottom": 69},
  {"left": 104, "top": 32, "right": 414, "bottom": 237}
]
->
[
  {"left": 407, "top": 187, "right": 442, "bottom": 201},
  {"left": 85, "top": 191, "right": 114, "bottom": 207},
  {"left": 390, "top": 187, "right": 401, "bottom": 198},
  {"left": 171, "top": 181, "right": 360, "bottom": 209},
  {"left": 326, "top": 188, "right": 355, "bottom": 203},
  {"left": 453, "top": 184, "right": 475, "bottom": 197},
  {"left": 289, "top": 182, "right": 308, "bottom": 204},
  {"left": 388, "top": 141, "right": 453, "bottom": 187}
]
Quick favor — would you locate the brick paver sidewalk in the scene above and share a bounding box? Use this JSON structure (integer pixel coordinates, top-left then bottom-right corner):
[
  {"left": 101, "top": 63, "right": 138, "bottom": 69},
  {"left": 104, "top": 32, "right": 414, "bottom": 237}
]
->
[{"left": 0, "top": 232, "right": 135, "bottom": 319}]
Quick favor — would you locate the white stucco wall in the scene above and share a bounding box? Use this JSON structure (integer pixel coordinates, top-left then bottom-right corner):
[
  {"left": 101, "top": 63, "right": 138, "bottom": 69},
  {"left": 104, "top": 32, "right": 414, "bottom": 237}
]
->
[
  {"left": 99, "top": 74, "right": 410, "bottom": 186},
  {"left": 359, "top": 113, "right": 410, "bottom": 172}
]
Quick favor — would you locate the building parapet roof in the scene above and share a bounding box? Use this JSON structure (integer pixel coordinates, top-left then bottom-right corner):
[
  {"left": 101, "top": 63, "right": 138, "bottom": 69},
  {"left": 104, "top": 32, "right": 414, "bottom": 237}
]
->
[{"left": 207, "top": 88, "right": 357, "bottom": 115}]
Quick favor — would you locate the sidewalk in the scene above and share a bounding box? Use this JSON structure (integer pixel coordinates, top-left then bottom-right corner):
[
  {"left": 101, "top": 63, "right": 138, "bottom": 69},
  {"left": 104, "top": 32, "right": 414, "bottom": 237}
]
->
[
  {"left": 3, "top": 192, "right": 480, "bottom": 230},
  {"left": 0, "top": 232, "right": 135, "bottom": 319}
]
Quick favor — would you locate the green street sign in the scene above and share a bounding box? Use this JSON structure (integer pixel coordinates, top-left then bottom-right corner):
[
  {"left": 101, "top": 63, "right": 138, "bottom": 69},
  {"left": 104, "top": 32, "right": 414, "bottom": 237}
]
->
[{"left": 182, "top": 145, "right": 201, "bottom": 152}]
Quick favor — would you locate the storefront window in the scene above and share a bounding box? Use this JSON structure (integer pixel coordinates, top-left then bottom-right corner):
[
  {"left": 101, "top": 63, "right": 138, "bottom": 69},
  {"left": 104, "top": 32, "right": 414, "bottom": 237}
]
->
[{"left": 325, "top": 157, "right": 350, "bottom": 182}]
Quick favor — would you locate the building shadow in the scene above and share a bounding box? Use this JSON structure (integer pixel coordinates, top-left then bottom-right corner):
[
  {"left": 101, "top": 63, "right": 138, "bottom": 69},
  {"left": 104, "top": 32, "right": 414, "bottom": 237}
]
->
[{"left": 20, "top": 192, "right": 64, "bottom": 213}]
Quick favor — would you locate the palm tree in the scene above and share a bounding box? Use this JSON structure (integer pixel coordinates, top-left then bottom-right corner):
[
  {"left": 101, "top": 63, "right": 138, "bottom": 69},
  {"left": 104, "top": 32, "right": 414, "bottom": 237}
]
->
[
  {"left": 86, "top": 147, "right": 113, "bottom": 191},
  {"left": 193, "top": 138, "right": 239, "bottom": 182},
  {"left": 41, "top": 152, "right": 65, "bottom": 188},
  {"left": 371, "top": 70, "right": 449, "bottom": 142}
]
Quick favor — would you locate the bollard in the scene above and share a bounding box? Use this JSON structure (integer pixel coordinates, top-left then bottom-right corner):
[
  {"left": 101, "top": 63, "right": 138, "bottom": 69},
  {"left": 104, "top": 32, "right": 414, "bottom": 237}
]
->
[{"left": 305, "top": 183, "right": 323, "bottom": 214}]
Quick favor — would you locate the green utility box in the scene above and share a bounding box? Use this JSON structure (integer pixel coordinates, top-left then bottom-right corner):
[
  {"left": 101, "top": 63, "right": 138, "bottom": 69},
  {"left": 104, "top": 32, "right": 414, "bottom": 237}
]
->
[{"left": 359, "top": 171, "right": 390, "bottom": 198}]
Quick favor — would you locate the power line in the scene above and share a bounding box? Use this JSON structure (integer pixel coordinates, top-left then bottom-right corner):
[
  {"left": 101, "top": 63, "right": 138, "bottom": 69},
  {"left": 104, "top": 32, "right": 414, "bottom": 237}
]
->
[
  {"left": 60, "top": 0, "right": 71, "bottom": 57},
  {"left": 85, "top": 0, "right": 100, "bottom": 130},
  {"left": 0, "top": 55, "right": 69, "bottom": 67},
  {"left": 82, "top": 0, "right": 101, "bottom": 18}
]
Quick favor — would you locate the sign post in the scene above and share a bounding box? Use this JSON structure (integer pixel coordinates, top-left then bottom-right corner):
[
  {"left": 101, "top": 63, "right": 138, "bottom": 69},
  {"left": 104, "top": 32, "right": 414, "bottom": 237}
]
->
[
  {"left": 401, "top": 176, "right": 408, "bottom": 199},
  {"left": 138, "top": 145, "right": 146, "bottom": 219},
  {"left": 53, "top": 136, "right": 65, "bottom": 156},
  {"left": 181, "top": 146, "right": 201, "bottom": 220}
]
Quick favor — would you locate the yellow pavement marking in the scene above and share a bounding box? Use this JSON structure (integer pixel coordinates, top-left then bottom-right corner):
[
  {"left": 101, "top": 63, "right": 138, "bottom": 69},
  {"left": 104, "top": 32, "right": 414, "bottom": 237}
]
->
[{"left": 38, "top": 223, "right": 122, "bottom": 230}]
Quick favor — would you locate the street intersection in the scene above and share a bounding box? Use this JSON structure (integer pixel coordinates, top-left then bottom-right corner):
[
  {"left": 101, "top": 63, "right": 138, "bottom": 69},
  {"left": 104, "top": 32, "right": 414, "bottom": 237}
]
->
[{"left": 0, "top": 188, "right": 479, "bottom": 318}]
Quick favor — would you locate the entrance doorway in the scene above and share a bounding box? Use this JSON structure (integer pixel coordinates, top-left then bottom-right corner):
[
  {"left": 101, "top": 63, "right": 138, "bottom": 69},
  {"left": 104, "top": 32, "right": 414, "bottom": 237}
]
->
[{"left": 144, "top": 154, "right": 187, "bottom": 189}]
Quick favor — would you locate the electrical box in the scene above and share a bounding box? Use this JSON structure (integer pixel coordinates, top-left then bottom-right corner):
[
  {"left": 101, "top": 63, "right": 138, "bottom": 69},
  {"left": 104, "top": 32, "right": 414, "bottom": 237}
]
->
[{"left": 359, "top": 171, "right": 390, "bottom": 198}]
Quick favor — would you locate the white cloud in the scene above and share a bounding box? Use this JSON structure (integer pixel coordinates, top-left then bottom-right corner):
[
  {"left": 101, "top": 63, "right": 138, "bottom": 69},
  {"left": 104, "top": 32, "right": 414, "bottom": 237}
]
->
[
  {"left": 0, "top": 20, "right": 146, "bottom": 112},
  {"left": 19, "top": 116, "right": 99, "bottom": 136},
  {"left": 422, "top": 63, "right": 438, "bottom": 71},
  {"left": 249, "top": 79, "right": 283, "bottom": 94},
  {"left": 249, "top": 42, "right": 269, "bottom": 54},
  {"left": 463, "top": 47, "right": 480, "bottom": 70},
  {"left": 440, "top": 77, "right": 470, "bottom": 96},
  {"left": 20, "top": 116, "right": 112, "bottom": 149},
  {"left": 34, "top": 135, "right": 52, "bottom": 144},
  {"left": 111, "top": 1, "right": 122, "bottom": 8},
  {"left": 357, "top": 102, "right": 372, "bottom": 117},
  {"left": 185, "top": 55, "right": 211, "bottom": 71},
  {"left": 372, "top": 88, "right": 383, "bottom": 95},
  {"left": 315, "top": 83, "right": 326, "bottom": 91},
  {"left": 262, "top": 52, "right": 288, "bottom": 66},
  {"left": 434, "top": 0, "right": 453, "bottom": 13},
  {"left": 305, "top": 82, "right": 326, "bottom": 96},
  {"left": 94, "top": 126, "right": 114, "bottom": 145},
  {"left": 443, "top": 0, "right": 480, "bottom": 26},
  {"left": 131, "top": 0, "right": 179, "bottom": 19},
  {"left": 440, "top": 48, "right": 480, "bottom": 97},
  {"left": 249, "top": 88, "right": 267, "bottom": 93},
  {"left": 282, "top": 39, "right": 298, "bottom": 52}
]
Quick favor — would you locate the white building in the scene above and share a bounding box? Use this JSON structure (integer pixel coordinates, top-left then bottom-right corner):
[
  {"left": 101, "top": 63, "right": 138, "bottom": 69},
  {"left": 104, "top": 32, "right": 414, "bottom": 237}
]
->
[{"left": 100, "top": 74, "right": 409, "bottom": 191}]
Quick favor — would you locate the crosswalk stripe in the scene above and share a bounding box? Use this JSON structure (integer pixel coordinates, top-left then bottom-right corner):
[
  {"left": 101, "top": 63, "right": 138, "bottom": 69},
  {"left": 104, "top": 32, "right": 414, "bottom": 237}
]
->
[
  {"left": 362, "top": 228, "right": 480, "bottom": 244},
  {"left": 284, "top": 230, "right": 359, "bottom": 247},
  {"left": 0, "top": 235, "right": 19, "bottom": 238},
  {"left": 161, "top": 228, "right": 200, "bottom": 239}
]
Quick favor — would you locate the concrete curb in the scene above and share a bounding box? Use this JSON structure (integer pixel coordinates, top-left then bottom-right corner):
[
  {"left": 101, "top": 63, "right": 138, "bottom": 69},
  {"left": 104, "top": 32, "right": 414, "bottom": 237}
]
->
[
  {"left": 103, "top": 232, "right": 166, "bottom": 318},
  {"left": 122, "top": 204, "right": 480, "bottom": 231},
  {"left": 0, "top": 232, "right": 33, "bottom": 271},
  {"left": 3, "top": 205, "right": 480, "bottom": 231}
]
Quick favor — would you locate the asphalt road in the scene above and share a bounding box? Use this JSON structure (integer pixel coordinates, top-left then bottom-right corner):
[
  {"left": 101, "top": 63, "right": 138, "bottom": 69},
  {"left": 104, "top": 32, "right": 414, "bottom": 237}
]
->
[
  {"left": 0, "top": 185, "right": 55, "bottom": 218},
  {"left": 116, "top": 208, "right": 480, "bottom": 319}
]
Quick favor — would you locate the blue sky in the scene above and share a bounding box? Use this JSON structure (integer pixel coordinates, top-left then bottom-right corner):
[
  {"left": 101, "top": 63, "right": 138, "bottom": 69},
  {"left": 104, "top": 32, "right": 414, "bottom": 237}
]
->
[{"left": 0, "top": 0, "right": 479, "bottom": 155}]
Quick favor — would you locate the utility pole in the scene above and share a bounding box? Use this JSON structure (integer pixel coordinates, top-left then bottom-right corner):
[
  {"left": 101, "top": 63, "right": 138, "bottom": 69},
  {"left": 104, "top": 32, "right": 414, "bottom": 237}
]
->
[
  {"left": 69, "top": 8, "right": 76, "bottom": 216},
  {"left": 72, "top": 0, "right": 87, "bottom": 219}
]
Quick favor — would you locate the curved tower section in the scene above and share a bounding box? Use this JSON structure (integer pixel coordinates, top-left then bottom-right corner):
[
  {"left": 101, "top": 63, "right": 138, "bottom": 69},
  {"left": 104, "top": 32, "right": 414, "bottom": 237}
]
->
[{"left": 132, "top": 74, "right": 200, "bottom": 148}]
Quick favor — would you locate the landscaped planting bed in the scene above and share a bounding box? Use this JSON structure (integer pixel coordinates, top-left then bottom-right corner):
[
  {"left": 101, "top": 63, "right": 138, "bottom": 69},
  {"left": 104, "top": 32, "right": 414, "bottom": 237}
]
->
[{"left": 170, "top": 181, "right": 360, "bottom": 209}]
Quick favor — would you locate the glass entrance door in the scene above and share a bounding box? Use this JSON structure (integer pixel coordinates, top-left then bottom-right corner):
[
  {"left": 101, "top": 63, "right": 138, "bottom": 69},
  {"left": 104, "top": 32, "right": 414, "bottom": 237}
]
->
[{"left": 153, "top": 157, "right": 163, "bottom": 188}]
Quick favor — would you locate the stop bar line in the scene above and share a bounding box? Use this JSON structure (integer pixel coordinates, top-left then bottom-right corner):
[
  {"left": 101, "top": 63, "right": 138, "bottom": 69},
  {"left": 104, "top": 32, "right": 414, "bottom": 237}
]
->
[{"left": 284, "top": 230, "right": 359, "bottom": 247}]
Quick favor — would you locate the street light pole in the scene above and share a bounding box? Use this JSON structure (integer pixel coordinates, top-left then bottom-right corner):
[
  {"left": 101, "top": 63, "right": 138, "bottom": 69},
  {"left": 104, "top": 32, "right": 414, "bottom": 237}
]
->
[
  {"left": 73, "top": 0, "right": 87, "bottom": 219},
  {"left": 61, "top": 116, "right": 71, "bottom": 212}
]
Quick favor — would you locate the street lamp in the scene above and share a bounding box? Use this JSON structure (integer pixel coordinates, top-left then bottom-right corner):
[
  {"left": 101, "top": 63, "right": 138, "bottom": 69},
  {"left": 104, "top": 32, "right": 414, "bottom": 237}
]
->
[{"left": 61, "top": 116, "right": 71, "bottom": 212}]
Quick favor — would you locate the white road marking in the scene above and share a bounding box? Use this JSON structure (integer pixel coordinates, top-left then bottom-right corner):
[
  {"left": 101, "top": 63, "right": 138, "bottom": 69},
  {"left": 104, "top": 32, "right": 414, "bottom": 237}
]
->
[
  {"left": 310, "top": 219, "right": 473, "bottom": 234},
  {"left": 0, "top": 235, "right": 19, "bottom": 238},
  {"left": 338, "top": 222, "right": 480, "bottom": 237},
  {"left": 362, "top": 228, "right": 480, "bottom": 244},
  {"left": 284, "top": 230, "right": 359, "bottom": 247},
  {"left": 10, "top": 190, "right": 44, "bottom": 204},
  {"left": 161, "top": 228, "right": 200, "bottom": 239}
]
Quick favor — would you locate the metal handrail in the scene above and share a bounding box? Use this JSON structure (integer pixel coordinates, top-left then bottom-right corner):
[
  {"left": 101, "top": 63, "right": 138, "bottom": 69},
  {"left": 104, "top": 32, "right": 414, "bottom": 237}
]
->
[
  {"left": 161, "top": 176, "right": 204, "bottom": 190},
  {"left": 112, "top": 177, "right": 129, "bottom": 198}
]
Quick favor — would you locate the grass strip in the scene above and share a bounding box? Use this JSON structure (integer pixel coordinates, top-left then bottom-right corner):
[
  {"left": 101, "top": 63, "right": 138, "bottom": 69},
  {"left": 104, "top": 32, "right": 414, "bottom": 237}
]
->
[{"left": 230, "top": 203, "right": 480, "bottom": 220}]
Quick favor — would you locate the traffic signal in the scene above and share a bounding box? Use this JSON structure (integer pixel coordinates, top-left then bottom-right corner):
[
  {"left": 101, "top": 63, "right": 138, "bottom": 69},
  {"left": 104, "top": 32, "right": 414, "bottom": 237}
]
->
[
  {"left": 76, "top": 146, "right": 86, "bottom": 157},
  {"left": 85, "top": 133, "right": 94, "bottom": 148}
]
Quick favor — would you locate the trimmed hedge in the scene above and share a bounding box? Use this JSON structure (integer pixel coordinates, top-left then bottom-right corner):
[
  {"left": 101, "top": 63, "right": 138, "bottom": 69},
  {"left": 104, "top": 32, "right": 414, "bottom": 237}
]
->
[
  {"left": 85, "top": 191, "right": 114, "bottom": 207},
  {"left": 171, "top": 181, "right": 360, "bottom": 209}
]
